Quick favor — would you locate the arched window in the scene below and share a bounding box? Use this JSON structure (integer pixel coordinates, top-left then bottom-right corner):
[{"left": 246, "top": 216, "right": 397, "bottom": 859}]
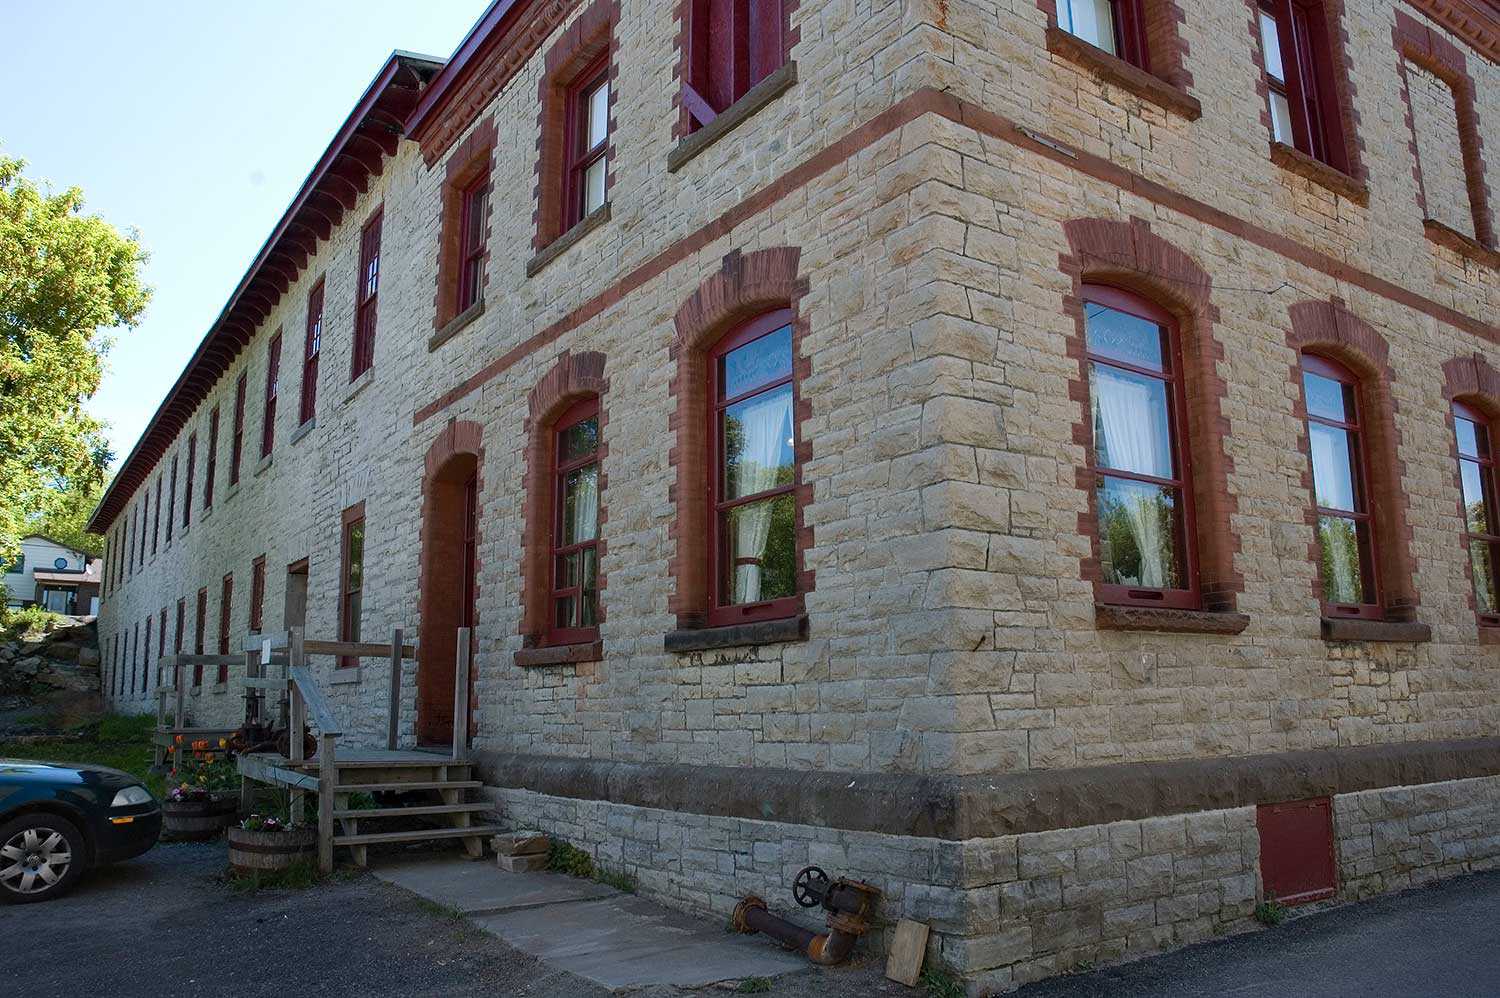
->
[
  {"left": 1299, "top": 353, "right": 1380, "bottom": 617},
  {"left": 550, "top": 398, "right": 601, "bottom": 644},
  {"left": 1452, "top": 401, "right": 1500, "bottom": 626},
  {"left": 708, "top": 309, "right": 800, "bottom": 625},
  {"left": 1082, "top": 285, "right": 1198, "bottom": 608}
]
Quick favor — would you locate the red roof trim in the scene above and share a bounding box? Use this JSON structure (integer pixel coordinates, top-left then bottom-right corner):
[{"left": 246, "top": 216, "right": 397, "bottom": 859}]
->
[{"left": 405, "top": 0, "right": 531, "bottom": 141}]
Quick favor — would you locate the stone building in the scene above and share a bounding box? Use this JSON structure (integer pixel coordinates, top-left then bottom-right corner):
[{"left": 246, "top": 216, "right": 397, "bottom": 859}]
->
[{"left": 91, "top": 0, "right": 1498, "bottom": 990}]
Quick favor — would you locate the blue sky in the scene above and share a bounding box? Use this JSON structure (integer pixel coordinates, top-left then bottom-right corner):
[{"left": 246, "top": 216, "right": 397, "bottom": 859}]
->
[{"left": 2, "top": 1, "right": 489, "bottom": 470}]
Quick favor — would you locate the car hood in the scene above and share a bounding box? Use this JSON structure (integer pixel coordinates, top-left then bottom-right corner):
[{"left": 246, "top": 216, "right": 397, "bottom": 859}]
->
[{"left": 0, "top": 760, "right": 140, "bottom": 788}]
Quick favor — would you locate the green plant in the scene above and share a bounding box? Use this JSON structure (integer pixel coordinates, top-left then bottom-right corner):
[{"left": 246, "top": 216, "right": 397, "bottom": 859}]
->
[
  {"left": 1254, "top": 898, "right": 1288, "bottom": 926},
  {"left": 920, "top": 966, "right": 965, "bottom": 998},
  {"left": 547, "top": 839, "right": 595, "bottom": 879},
  {"left": 0, "top": 605, "right": 67, "bottom": 641},
  {"left": 737, "top": 978, "right": 772, "bottom": 994},
  {"left": 596, "top": 867, "right": 637, "bottom": 893},
  {"left": 415, "top": 898, "right": 467, "bottom": 922},
  {"left": 226, "top": 857, "right": 321, "bottom": 893},
  {"left": 345, "top": 791, "right": 379, "bottom": 811}
]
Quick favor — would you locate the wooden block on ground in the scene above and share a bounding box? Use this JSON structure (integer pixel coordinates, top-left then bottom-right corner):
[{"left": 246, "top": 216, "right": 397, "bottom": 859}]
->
[
  {"left": 885, "top": 919, "right": 930, "bottom": 987},
  {"left": 497, "top": 852, "right": 550, "bottom": 874},
  {"left": 492, "top": 832, "right": 550, "bottom": 857}
]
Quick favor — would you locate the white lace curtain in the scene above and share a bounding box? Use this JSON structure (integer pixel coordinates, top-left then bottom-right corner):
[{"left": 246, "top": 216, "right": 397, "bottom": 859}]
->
[
  {"left": 730, "top": 388, "right": 792, "bottom": 603},
  {"left": 1309, "top": 424, "right": 1358, "bottom": 601},
  {"left": 1095, "top": 366, "right": 1172, "bottom": 587}
]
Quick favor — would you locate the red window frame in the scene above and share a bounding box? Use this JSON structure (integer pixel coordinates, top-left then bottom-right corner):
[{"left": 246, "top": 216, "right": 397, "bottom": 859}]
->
[
  {"left": 174, "top": 598, "right": 185, "bottom": 655},
  {"left": 338, "top": 504, "right": 365, "bottom": 668},
  {"left": 193, "top": 588, "right": 207, "bottom": 686},
  {"left": 1453, "top": 401, "right": 1500, "bottom": 628},
  {"left": 183, "top": 433, "right": 196, "bottom": 529},
  {"left": 548, "top": 398, "right": 602, "bottom": 645},
  {"left": 157, "top": 607, "right": 167, "bottom": 687},
  {"left": 1083, "top": 285, "right": 1200, "bottom": 610},
  {"left": 141, "top": 615, "right": 151, "bottom": 695},
  {"left": 138, "top": 491, "right": 149, "bottom": 566},
  {"left": 565, "top": 57, "right": 610, "bottom": 230},
  {"left": 218, "top": 573, "right": 233, "bottom": 681},
  {"left": 1059, "top": 0, "right": 1149, "bottom": 68},
  {"left": 125, "top": 506, "right": 134, "bottom": 578},
  {"left": 457, "top": 178, "right": 490, "bottom": 313},
  {"left": 1257, "top": 0, "right": 1345, "bottom": 170},
  {"left": 682, "top": 0, "right": 785, "bottom": 130},
  {"left": 205, "top": 406, "right": 219, "bottom": 509},
  {"left": 166, "top": 455, "right": 178, "bottom": 544},
  {"left": 249, "top": 555, "right": 267, "bottom": 633},
  {"left": 262, "top": 332, "right": 282, "bottom": 458},
  {"left": 707, "top": 308, "right": 801, "bottom": 627},
  {"left": 230, "top": 372, "right": 247, "bottom": 485},
  {"left": 129, "top": 621, "right": 138, "bottom": 698},
  {"left": 300, "top": 279, "right": 324, "bottom": 426},
  {"left": 1300, "top": 352, "right": 1382, "bottom": 619},
  {"left": 152, "top": 475, "right": 162, "bottom": 554},
  {"left": 353, "top": 210, "right": 381, "bottom": 380}
]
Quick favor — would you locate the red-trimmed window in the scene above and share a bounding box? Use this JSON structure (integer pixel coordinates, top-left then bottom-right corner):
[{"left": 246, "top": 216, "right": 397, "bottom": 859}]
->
[
  {"left": 130, "top": 621, "right": 138, "bottom": 698},
  {"left": 1084, "top": 286, "right": 1199, "bottom": 608},
  {"left": 249, "top": 555, "right": 266, "bottom": 633},
  {"left": 152, "top": 475, "right": 162, "bottom": 554},
  {"left": 550, "top": 399, "right": 601, "bottom": 644},
  {"left": 1256, "top": 0, "right": 1346, "bottom": 170},
  {"left": 205, "top": 406, "right": 219, "bottom": 509},
  {"left": 193, "top": 588, "right": 207, "bottom": 686},
  {"left": 709, "top": 310, "right": 800, "bottom": 625},
  {"left": 339, "top": 504, "right": 365, "bottom": 667},
  {"left": 457, "top": 179, "right": 490, "bottom": 313},
  {"left": 230, "top": 372, "right": 247, "bottom": 485},
  {"left": 1058, "top": 0, "right": 1147, "bottom": 67},
  {"left": 157, "top": 607, "right": 167, "bottom": 687},
  {"left": 1453, "top": 402, "right": 1500, "bottom": 627},
  {"left": 262, "top": 332, "right": 282, "bottom": 458},
  {"left": 682, "top": 0, "right": 785, "bottom": 130},
  {"left": 174, "top": 598, "right": 185, "bottom": 655},
  {"left": 353, "top": 211, "right": 381, "bottom": 379},
  {"left": 141, "top": 616, "right": 151, "bottom": 695},
  {"left": 1300, "top": 353, "right": 1380, "bottom": 618},
  {"left": 138, "top": 491, "right": 149, "bottom": 566},
  {"left": 126, "top": 505, "right": 135, "bottom": 578},
  {"left": 566, "top": 61, "right": 610, "bottom": 228},
  {"left": 166, "top": 455, "right": 178, "bottom": 544},
  {"left": 218, "top": 573, "right": 233, "bottom": 680},
  {"left": 300, "top": 279, "right": 323, "bottom": 426},
  {"left": 183, "top": 433, "right": 196, "bottom": 529}
]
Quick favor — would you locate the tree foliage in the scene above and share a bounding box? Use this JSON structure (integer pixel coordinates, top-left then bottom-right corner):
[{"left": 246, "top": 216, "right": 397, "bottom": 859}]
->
[{"left": 0, "top": 152, "right": 148, "bottom": 563}]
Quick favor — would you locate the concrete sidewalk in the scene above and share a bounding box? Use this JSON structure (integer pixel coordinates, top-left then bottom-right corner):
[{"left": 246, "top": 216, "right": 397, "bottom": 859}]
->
[{"left": 373, "top": 858, "right": 809, "bottom": 991}]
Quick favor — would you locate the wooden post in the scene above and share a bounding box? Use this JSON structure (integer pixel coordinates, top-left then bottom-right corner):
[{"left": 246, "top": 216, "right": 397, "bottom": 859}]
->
[
  {"left": 154, "top": 677, "right": 168, "bottom": 769},
  {"left": 317, "top": 732, "right": 336, "bottom": 875},
  {"left": 452, "top": 627, "right": 471, "bottom": 762},
  {"left": 386, "top": 626, "right": 403, "bottom": 751},
  {"left": 172, "top": 658, "right": 185, "bottom": 774}
]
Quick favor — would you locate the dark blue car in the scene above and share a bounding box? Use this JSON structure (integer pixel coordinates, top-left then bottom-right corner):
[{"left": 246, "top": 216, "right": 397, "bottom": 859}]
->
[{"left": 0, "top": 760, "right": 162, "bottom": 903}]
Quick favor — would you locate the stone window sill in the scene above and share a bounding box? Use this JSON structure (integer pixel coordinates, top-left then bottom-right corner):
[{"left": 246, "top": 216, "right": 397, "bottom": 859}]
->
[
  {"left": 665, "top": 614, "right": 809, "bottom": 653},
  {"left": 254, "top": 453, "right": 273, "bottom": 478},
  {"left": 1423, "top": 218, "right": 1499, "bottom": 269},
  {"left": 1321, "top": 617, "right": 1432, "bottom": 643},
  {"left": 1044, "top": 28, "right": 1201, "bottom": 120},
  {"left": 290, "top": 418, "right": 316, "bottom": 446},
  {"left": 1269, "top": 142, "right": 1369, "bottom": 206},
  {"left": 513, "top": 640, "right": 604, "bottom": 668},
  {"left": 528, "top": 202, "right": 612, "bottom": 278},
  {"left": 329, "top": 668, "right": 361, "bottom": 685},
  {"left": 211, "top": 683, "right": 227, "bottom": 694},
  {"left": 429, "top": 298, "right": 485, "bottom": 353},
  {"left": 668, "top": 61, "right": 798, "bottom": 173},
  {"left": 1094, "top": 604, "right": 1250, "bottom": 634},
  {"left": 343, "top": 367, "right": 375, "bottom": 407}
]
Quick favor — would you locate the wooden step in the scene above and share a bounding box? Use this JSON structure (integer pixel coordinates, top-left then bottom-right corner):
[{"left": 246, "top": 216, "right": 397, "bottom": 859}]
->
[
  {"left": 333, "top": 825, "right": 503, "bottom": 847},
  {"left": 336, "top": 779, "right": 483, "bottom": 793},
  {"left": 291, "top": 758, "right": 469, "bottom": 771},
  {"left": 333, "top": 803, "right": 492, "bottom": 819}
]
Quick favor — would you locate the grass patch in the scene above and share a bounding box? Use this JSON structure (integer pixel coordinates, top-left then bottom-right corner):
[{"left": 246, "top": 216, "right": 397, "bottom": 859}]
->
[
  {"left": 737, "top": 977, "right": 773, "bottom": 994},
  {"left": 546, "top": 838, "right": 636, "bottom": 893},
  {"left": 920, "top": 966, "right": 966, "bottom": 998},
  {"left": 1254, "top": 898, "right": 1288, "bottom": 926},
  {"left": 0, "top": 712, "right": 163, "bottom": 797},
  {"left": 0, "top": 605, "right": 70, "bottom": 642},
  {"left": 415, "top": 897, "right": 468, "bottom": 922},
  {"left": 226, "top": 857, "right": 321, "bottom": 893}
]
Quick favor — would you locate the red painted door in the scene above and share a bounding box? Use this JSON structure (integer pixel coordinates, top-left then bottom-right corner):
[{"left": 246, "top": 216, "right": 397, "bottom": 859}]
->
[{"left": 1258, "top": 798, "right": 1337, "bottom": 904}]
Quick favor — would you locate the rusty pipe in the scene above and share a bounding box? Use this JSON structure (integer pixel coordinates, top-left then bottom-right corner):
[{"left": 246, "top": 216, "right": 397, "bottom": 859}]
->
[{"left": 732, "top": 896, "right": 861, "bottom": 966}]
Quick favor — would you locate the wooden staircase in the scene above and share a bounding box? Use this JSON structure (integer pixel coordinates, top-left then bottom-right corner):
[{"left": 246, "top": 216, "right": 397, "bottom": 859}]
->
[{"left": 286, "top": 751, "right": 499, "bottom": 867}]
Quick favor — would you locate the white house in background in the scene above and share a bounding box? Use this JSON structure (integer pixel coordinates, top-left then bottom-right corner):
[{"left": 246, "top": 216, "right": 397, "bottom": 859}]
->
[{"left": 4, "top": 535, "right": 97, "bottom": 614}]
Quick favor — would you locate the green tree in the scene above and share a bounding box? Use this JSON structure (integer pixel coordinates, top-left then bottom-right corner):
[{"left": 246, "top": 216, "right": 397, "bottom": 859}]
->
[{"left": 0, "top": 152, "right": 147, "bottom": 565}]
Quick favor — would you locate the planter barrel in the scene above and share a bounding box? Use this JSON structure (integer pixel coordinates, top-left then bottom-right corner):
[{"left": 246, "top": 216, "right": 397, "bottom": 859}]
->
[
  {"left": 227, "top": 825, "right": 316, "bottom": 872},
  {"left": 162, "top": 795, "right": 239, "bottom": 841}
]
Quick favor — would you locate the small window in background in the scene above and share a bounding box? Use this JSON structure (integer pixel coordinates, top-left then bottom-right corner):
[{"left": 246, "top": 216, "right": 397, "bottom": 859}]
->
[
  {"left": 353, "top": 211, "right": 382, "bottom": 379},
  {"left": 300, "top": 279, "right": 324, "bottom": 425},
  {"left": 339, "top": 508, "right": 365, "bottom": 667},
  {"left": 230, "top": 372, "right": 247, "bottom": 485},
  {"left": 1256, "top": 0, "right": 1345, "bottom": 170},
  {"left": 1258, "top": 9, "right": 1294, "bottom": 145},
  {"left": 550, "top": 400, "right": 602, "bottom": 643},
  {"left": 458, "top": 179, "right": 490, "bottom": 312},
  {"left": 683, "top": 0, "right": 785, "bottom": 129},
  {"left": 569, "top": 68, "right": 610, "bottom": 226},
  {"left": 204, "top": 407, "right": 219, "bottom": 509},
  {"left": 263, "top": 332, "right": 282, "bottom": 458},
  {"left": 1453, "top": 403, "right": 1500, "bottom": 626}
]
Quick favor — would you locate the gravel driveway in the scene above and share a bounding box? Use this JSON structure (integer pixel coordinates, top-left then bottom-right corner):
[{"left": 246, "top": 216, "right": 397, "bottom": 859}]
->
[{"left": 8, "top": 842, "right": 896, "bottom": 998}]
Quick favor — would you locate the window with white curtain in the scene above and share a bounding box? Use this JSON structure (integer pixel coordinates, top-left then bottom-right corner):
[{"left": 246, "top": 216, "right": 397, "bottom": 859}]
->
[
  {"left": 1084, "top": 286, "right": 1197, "bottom": 607},
  {"left": 1300, "top": 354, "right": 1379, "bottom": 615},
  {"left": 551, "top": 399, "right": 601, "bottom": 642}
]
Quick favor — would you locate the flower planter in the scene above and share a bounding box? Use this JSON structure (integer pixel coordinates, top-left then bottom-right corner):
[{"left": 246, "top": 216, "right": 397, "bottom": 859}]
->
[
  {"left": 162, "top": 795, "right": 238, "bottom": 841},
  {"left": 227, "top": 825, "right": 316, "bottom": 873}
]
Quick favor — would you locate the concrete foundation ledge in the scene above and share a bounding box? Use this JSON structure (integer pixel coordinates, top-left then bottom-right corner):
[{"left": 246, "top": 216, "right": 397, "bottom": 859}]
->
[{"left": 472, "top": 737, "right": 1500, "bottom": 841}]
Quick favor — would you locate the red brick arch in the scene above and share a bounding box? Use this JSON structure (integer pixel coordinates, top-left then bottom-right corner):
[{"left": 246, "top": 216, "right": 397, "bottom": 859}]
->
[
  {"left": 417, "top": 418, "right": 485, "bottom": 745},
  {"left": 518, "top": 351, "right": 610, "bottom": 647},
  {"left": 1285, "top": 299, "right": 1418, "bottom": 620},
  {"left": 1061, "top": 217, "right": 1243, "bottom": 613},
  {"left": 668, "top": 247, "right": 812, "bottom": 629}
]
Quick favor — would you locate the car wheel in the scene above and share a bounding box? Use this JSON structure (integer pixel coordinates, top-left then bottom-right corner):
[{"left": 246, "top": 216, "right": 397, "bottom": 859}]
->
[{"left": 0, "top": 814, "right": 87, "bottom": 904}]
